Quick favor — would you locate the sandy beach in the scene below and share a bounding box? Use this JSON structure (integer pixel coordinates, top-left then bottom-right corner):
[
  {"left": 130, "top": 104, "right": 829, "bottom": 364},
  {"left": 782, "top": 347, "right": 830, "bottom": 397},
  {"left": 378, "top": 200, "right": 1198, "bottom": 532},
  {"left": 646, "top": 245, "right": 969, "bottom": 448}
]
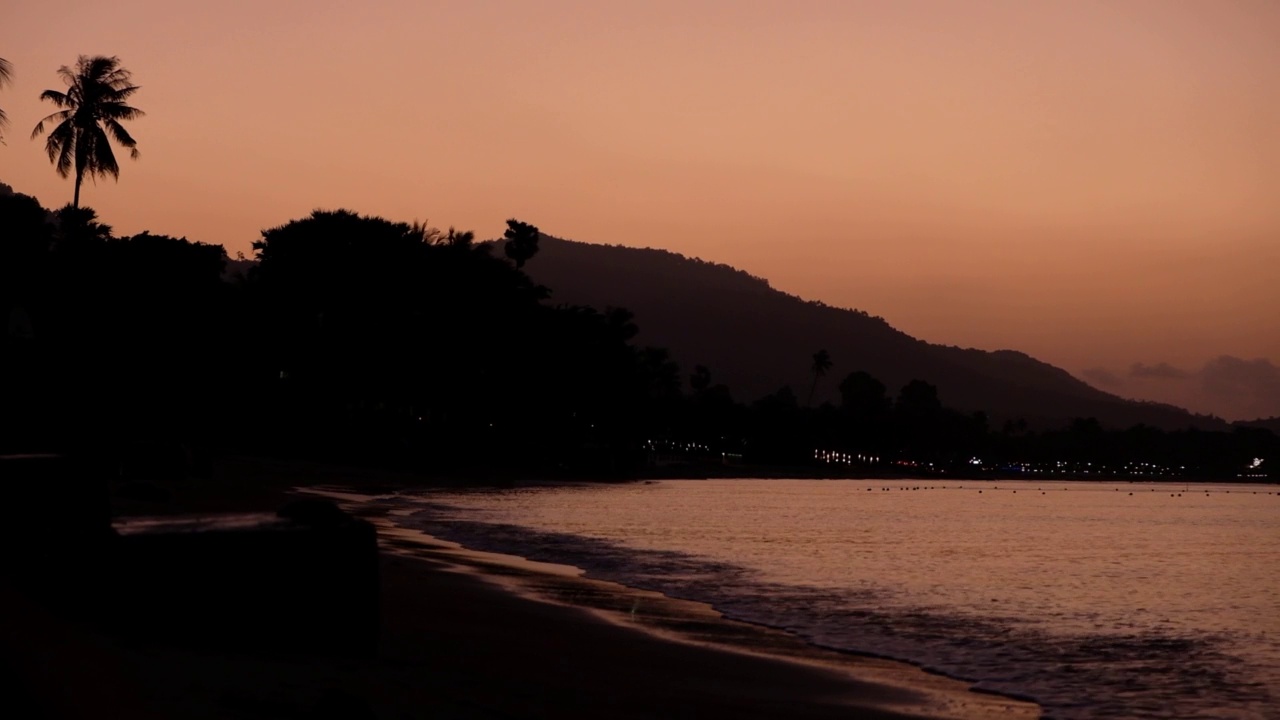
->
[{"left": 10, "top": 458, "right": 1042, "bottom": 718}]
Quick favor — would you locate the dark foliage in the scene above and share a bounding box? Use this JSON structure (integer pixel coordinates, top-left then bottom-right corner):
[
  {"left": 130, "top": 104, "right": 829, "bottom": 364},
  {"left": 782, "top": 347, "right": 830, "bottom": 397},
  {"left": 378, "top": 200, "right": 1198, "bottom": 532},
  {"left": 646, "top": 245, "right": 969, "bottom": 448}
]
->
[{"left": 0, "top": 189, "right": 1274, "bottom": 480}]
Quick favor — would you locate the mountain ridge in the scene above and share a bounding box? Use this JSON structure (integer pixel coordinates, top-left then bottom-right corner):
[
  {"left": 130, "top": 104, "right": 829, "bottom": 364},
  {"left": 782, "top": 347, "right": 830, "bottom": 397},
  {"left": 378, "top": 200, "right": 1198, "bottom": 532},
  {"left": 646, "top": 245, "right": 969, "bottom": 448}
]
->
[{"left": 523, "top": 236, "right": 1228, "bottom": 432}]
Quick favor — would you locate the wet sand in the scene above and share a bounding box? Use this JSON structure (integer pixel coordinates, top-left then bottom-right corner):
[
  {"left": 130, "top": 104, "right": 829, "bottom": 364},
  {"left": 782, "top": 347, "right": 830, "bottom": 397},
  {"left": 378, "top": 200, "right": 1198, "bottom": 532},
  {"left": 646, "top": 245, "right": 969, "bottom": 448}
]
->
[{"left": 58, "top": 457, "right": 1042, "bottom": 718}]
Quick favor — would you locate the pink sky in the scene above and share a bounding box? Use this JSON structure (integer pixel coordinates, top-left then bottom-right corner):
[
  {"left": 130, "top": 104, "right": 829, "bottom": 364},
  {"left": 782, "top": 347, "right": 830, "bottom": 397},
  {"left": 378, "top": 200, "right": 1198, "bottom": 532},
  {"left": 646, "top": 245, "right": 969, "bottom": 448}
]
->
[{"left": 2, "top": 0, "right": 1277, "bottom": 419}]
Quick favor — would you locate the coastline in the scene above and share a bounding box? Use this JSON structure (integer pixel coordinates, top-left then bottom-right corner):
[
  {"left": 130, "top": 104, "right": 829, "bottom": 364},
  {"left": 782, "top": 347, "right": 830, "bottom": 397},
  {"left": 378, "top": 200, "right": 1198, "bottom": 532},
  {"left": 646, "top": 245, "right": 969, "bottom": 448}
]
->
[
  {"left": 194, "top": 453, "right": 1276, "bottom": 486},
  {"left": 95, "top": 457, "right": 1042, "bottom": 718},
  {"left": 354, "top": 503, "right": 1042, "bottom": 719}
]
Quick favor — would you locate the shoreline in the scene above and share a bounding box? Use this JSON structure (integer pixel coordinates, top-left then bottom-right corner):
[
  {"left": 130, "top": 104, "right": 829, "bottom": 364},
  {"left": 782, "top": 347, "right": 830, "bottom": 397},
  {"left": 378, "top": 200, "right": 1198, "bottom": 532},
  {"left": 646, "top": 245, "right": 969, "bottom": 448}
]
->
[
  {"left": 169, "top": 453, "right": 1275, "bottom": 491},
  {"left": 316, "top": 487, "right": 1040, "bottom": 719},
  {"left": 102, "top": 457, "right": 1041, "bottom": 718}
]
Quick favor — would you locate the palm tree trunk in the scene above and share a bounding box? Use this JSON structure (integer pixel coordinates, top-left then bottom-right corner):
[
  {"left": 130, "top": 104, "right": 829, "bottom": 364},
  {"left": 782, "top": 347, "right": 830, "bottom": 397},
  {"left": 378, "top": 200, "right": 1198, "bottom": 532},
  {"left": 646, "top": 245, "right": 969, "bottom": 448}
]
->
[{"left": 73, "top": 168, "right": 83, "bottom": 208}]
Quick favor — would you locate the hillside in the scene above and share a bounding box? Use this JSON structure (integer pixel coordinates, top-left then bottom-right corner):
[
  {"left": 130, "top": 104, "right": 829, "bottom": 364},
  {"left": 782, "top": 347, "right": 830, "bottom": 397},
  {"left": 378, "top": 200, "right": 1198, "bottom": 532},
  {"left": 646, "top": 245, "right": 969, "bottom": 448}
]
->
[
  {"left": 525, "top": 237, "right": 1226, "bottom": 431},
  {"left": 1235, "top": 417, "right": 1280, "bottom": 435}
]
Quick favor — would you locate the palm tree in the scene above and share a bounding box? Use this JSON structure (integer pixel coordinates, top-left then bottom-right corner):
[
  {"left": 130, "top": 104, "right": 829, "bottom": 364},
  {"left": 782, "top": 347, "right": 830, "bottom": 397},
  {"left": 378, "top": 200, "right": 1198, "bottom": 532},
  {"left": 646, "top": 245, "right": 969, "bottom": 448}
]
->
[
  {"left": 0, "top": 57, "right": 13, "bottom": 143},
  {"left": 807, "top": 349, "right": 832, "bottom": 407},
  {"left": 31, "top": 55, "right": 144, "bottom": 208}
]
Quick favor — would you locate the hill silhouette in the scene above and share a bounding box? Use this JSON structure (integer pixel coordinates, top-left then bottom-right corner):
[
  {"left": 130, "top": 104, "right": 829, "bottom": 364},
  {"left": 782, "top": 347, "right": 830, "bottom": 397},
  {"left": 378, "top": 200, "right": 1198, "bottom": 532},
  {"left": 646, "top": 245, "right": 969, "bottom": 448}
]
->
[
  {"left": 1236, "top": 417, "right": 1280, "bottom": 435},
  {"left": 524, "top": 237, "right": 1226, "bottom": 431}
]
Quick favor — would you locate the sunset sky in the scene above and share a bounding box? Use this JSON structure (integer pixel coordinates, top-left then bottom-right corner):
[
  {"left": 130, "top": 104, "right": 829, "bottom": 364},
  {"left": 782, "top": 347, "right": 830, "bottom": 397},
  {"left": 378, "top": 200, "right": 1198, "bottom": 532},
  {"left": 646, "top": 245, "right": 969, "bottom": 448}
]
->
[{"left": 2, "top": 0, "right": 1277, "bottom": 419}]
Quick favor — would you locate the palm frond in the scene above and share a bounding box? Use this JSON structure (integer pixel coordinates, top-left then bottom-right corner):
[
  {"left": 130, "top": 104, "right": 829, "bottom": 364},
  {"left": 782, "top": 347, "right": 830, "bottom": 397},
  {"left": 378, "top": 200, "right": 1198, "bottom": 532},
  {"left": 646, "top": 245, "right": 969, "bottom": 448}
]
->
[
  {"left": 84, "top": 56, "right": 116, "bottom": 81},
  {"left": 85, "top": 125, "right": 120, "bottom": 179},
  {"left": 103, "top": 83, "right": 141, "bottom": 101},
  {"left": 103, "top": 118, "right": 138, "bottom": 148},
  {"left": 55, "top": 64, "right": 77, "bottom": 87},
  {"left": 0, "top": 58, "right": 10, "bottom": 137},
  {"left": 0, "top": 58, "right": 10, "bottom": 133},
  {"left": 101, "top": 101, "right": 144, "bottom": 122},
  {"left": 46, "top": 121, "right": 76, "bottom": 177},
  {"left": 38, "top": 89, "right": 72, "bottom": 107},
  {"left": 31, "top": 109, "right": 72, "bottom": 139}
]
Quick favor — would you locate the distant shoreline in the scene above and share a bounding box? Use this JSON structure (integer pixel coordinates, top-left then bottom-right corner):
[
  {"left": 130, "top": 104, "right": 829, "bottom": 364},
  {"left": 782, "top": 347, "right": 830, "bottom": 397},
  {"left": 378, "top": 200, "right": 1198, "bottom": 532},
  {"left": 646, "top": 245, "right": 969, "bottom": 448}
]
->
[{"left": 164, "top": 454, "right": 1274, "bottom": 497}]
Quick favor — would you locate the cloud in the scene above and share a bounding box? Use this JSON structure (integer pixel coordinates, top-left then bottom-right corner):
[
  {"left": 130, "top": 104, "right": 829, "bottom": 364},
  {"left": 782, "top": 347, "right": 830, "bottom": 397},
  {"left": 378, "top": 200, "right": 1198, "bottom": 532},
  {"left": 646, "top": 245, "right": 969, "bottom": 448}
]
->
[
  {"left": 1129, "top": 361, "right": 1190, "bottom": 380},
  {"left": 1081, "top": 367, "right": 1123, "bottom": 387},
  {"left": 1081, "top": 356, "right": 1280, "bottom": 421},
  {"left": 1198, "top": 356, "right": 1280, "bottom": 401}
]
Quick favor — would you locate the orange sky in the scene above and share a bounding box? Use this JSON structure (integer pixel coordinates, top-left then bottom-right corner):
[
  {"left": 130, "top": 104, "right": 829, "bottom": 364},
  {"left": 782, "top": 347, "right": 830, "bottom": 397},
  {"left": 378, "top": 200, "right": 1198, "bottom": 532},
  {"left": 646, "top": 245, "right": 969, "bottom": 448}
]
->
[{"left": 3, "top": 0, "right": 1277, "bottom": 419}]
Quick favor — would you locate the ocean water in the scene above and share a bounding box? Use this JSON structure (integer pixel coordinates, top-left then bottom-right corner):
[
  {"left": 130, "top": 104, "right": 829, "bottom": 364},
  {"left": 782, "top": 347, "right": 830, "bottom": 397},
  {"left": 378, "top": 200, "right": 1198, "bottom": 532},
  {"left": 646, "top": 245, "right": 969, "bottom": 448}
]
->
[{"left": 359, "top": 479, "right": 1280, "bottom": 719}]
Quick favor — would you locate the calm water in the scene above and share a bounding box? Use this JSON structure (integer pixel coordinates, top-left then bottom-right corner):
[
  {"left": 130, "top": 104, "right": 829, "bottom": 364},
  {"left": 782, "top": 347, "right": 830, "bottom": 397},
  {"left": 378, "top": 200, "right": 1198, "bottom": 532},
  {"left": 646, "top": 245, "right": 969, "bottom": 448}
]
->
[{"left": 363, "top": 479, "right": 1280, "bottom": 719}]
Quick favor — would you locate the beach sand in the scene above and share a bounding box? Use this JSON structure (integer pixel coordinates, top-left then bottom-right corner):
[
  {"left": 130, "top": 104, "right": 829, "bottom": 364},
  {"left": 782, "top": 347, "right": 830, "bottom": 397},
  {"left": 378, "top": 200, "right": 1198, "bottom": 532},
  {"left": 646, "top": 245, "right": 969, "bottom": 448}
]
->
[{"left": 12, "top": 457, "right": 1042, "bottom": 718}]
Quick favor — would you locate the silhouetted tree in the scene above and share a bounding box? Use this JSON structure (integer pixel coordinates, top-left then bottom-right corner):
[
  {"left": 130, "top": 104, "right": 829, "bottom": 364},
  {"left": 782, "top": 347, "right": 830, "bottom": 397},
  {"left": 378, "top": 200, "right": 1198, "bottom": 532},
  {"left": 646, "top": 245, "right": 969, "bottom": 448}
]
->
[
  {"left": 896, "top": 379, "right": 941, "bottom": 417},
  {"left": 892, "top": 379, "right": 945, "bottom": 456},
  {"left": 838, "top": 370, "right": 888, "bottom": 418},
  {"left": 1001, "top": 418, "right": 1029, "bottom": 436},
  {"left": 0, "top": 187, "right": 55, "bottom": 280},
  {"left": 1069, "top": 416, "right": 1103, "bottom": 436},
  {"left": 690, "top": 365, "right": 712, "bottom": 394},
  {"left": 639, "top": 347, "right": 682, "bottom": 398},
  {"left": 807, "top": 349, "right": 832, "bottom": 407},
  {"left": 0, "top": 57, "right": 13, "bottom": 142},
  {"left": 757, "top": 386, "right": 798, "bottom": 411},
  {"left": 749, "top": 386, "right": 804, "bottom": 463},
  {"left": 836, "top": 370, "right": 889, "bottom": 451},
  {"left": 605, "top": 306, "right": 639, "bottom": 342},
  {"left": 503, "top": 219, "right": 540, "bottom": 269},
  {"left": 244, "top": 209, "right": 585, "bottom": 464},
  {"left": 440, "top": 226, "right": 489, "bottom": 254},
  {"left": 31, "top": 55, "right": 143, "bottom": 208},
  {"left": 679, "top": 362, "right": 738, "bottom": 450},
  {"left": 54, "top": 204, "right": 113, "bottom": 246}
]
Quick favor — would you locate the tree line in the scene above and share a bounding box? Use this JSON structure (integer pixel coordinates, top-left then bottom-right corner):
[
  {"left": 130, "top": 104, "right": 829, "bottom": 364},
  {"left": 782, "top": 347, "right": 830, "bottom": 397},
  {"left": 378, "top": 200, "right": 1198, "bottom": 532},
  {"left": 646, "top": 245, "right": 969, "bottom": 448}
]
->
[
  {"left": 3, "top": 187, "right": 1274, "bottom": 479},
  {"left": 1, "top": 55, "right": 1273, "bottom": 481}
]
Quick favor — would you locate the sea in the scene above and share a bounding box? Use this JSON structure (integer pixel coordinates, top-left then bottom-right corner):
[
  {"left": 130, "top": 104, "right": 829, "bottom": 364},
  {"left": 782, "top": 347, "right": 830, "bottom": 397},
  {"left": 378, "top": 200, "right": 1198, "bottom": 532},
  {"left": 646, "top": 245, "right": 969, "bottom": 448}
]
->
[{"left": 344, "top": 478, "right": 1280, "bottom": 719}]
